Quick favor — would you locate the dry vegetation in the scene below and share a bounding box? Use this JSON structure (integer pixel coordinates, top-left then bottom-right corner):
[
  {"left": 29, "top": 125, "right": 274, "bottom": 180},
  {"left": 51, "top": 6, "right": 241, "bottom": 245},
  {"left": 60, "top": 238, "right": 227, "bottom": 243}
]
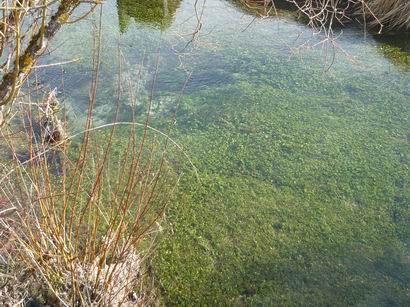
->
[
  {"left": 362, "top": 0, "right": 410, "bottom": 30},
  {"left": 0, "top": 60, "right": 176, "bottom": 305},
  {"left": 0, "top": 2, "right": 179, "bottom": 305},
  {"left": 243, "top": 0, "right": 410, "bottom": 33}
]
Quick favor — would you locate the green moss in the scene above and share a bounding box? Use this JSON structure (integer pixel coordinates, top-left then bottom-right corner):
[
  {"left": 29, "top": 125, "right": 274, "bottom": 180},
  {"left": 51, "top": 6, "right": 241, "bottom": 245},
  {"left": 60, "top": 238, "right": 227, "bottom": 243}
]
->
[
  {"left": 374, "top": 33, "right": 410, "bottom": 71},
  {"left": 57, "top": 12, "right": 70, "bottom": 24},
  {"left": 21, "top": 54, "right": 34, "bottom": 73}
]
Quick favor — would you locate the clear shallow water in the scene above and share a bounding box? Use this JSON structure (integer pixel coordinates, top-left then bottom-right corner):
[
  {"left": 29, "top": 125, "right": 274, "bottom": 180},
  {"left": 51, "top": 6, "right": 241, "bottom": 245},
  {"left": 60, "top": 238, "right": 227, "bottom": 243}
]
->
[{"left": 38, "top": 0, "right": 410, "bottom": 305}]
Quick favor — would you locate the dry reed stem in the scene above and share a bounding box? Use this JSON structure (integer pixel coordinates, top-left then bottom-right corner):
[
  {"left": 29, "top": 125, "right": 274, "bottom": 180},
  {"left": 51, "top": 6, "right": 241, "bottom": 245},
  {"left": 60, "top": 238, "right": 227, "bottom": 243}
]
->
[{"left": 0, "top": 11, "right": 187, "bottom": 304}]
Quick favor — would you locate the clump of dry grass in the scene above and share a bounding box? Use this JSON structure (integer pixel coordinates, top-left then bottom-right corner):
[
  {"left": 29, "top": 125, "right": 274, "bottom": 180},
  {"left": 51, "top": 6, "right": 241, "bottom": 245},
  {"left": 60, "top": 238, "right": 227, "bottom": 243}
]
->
[
  {"left": 361, "top": 0, "right": 410, "bottom": 31},
  {"left": 0, "top": 46, "right": 179, "bottom": 304},
  {"left": 243, "top": 0, "right": 410, "bottom": 32},
  {"left": 0, "top": 2, "right": 187, "bottom": 302},
  {"left": 0, "top": 97, "right": 175, "bottom": 305}
]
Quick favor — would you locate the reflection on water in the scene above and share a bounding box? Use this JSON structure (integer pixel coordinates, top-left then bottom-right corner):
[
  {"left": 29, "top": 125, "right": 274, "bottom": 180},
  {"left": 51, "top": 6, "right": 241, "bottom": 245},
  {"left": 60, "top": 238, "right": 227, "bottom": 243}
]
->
[
  {"left": 117, "top": 0, "right": 182, "bottom": 32},
  {"left": 230, "top": 0, "right": 297, "bottom": 16}
]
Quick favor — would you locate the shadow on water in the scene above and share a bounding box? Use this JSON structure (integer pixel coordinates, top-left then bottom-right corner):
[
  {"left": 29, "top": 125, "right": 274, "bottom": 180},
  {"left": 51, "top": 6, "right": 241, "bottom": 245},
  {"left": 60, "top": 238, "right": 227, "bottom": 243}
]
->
[
  {"left": 231, "top": 0, "right": 410, "bottom": 76},
  {"left": 116, "top": 0, "right": 182, "bottom": 32},
  {"left": 224, "top": 242, "right": 410, "bottom": 306},
  {"left": 229, "top": 0, "right": 297, "bottom": 16},
  {"left": 373, "top": 32, "right": 410, "bottom": 71}
]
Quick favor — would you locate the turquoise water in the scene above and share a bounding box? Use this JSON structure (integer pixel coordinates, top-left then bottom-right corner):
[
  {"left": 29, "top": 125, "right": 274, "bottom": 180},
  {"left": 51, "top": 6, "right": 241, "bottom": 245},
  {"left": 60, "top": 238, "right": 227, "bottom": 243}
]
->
[{"left": 39, "top": 0, "right": 410, "bottom": 305}]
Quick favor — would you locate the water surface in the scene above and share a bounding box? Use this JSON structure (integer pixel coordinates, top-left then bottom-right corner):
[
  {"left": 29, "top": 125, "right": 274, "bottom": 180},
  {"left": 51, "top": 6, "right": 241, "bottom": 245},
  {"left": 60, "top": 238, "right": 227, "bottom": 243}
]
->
[{"left": 39, "top": 0, "right": 410, "bottom": 305}]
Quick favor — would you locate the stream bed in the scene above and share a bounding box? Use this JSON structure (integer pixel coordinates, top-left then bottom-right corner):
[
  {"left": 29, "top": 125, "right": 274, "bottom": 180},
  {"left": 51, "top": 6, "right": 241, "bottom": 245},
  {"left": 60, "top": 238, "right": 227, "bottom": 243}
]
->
[{"left": 38, "top": 0, "right": 410, "bottom": 305}]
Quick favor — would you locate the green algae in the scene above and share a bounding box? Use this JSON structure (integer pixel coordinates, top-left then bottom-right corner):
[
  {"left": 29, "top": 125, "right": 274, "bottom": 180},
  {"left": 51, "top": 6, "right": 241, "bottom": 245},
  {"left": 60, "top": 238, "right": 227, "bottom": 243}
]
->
[
  {"left": 374, "top": 33, "right": 410, "bottom": 71},
  {"left": 154, "top": 79, "right": 410, "bottom": 305},
  {"left": 148, "top": 28, "right": 410, "bottom": 304},
  {"left": 36, "top": 0, "right": 410, "bottom": 305}
]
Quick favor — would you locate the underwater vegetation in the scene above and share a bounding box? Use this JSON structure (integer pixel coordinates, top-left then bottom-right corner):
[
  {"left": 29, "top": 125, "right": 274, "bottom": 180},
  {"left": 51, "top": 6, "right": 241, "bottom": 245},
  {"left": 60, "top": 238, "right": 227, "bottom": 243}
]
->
[
  {"left": 20, "top": 0, "right": 410, "bottom": 305},
  {"left": 374, "top": 33, "right": 410, "bottom": 71},
  {"left": 116, "top": 0, "right": 182, "bottom": 32},
  {"left": 154, "top": 80, "right": 410, "bottom": 305},
  {"left": 152, "top": 40, "right": 410, "bottom": 305}
]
